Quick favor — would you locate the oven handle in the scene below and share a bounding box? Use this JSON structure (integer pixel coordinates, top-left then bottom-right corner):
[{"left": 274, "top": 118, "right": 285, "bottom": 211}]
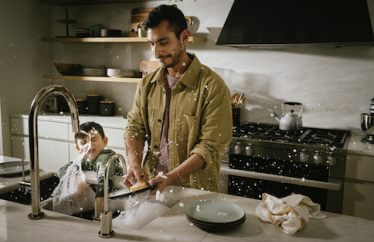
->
[{"left": 222, "top": 168, "right": 343, "bottom": 191}]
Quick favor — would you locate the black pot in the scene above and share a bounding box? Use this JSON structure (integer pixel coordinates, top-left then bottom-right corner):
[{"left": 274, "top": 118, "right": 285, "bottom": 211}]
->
[
  {"left": 87, "top": 93, "right": 102, "bottom": 115},
  {"left": 100, "top": 99, "right": 115, "bottom": 116}
]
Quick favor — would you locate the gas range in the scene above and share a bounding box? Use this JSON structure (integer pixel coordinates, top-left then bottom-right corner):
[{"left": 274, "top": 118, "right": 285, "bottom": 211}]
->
[
  {"left": 227, "top": 122, "right": 351, "bottom": 213},
  {"left": 233, "top": 122, "right": 349, "bottom": 148},
  {"left": 230, "top": 122, "right": 350, "bottom": 172}
]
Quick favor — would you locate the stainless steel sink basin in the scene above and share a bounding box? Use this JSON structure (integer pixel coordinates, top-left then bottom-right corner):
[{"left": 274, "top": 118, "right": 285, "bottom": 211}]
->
[
  {"left": 0, "top": 161, "right": 30, "bottom": 177},
  {"left": 0, "top": 175, "right": 113, "bottom": 220}
]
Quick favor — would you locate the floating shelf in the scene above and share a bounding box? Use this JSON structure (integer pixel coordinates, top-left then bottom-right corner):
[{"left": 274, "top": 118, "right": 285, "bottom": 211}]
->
[
  {"left": 41, "top": 0, "right": 164, "bottom": 6},
  {"left": 44, "top": 75, "right": 141, "bottom": 83},
  {"left": 41, "top": 36, "right": 206, "bottom": 43}
]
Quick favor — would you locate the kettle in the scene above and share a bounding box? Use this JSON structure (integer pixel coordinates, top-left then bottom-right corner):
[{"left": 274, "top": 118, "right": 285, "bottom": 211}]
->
[{"left": 273, "top": 102, "right": 303, "bottom": 131}]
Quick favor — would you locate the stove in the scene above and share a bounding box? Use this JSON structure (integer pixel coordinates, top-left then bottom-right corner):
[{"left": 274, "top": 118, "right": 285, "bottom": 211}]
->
[
  {"left": 233, "top": 122, "right": 349, "bottom": 148},
  {"left": 227, "top": 122, "right": 351, "bottom": 213}
]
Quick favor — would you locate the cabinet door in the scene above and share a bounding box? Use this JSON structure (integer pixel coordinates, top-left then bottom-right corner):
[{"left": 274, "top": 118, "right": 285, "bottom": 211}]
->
[
  {"left": 343, "top": 181, "right": 374, "bottom": 220},
  {"left": 346, "top": 154, "right": 374, "bottom": 182},
  {"left": 10, "top": 118, "right": 29, "bottom": 135},
  {"left": 39, "top": 139, "right": 69, "bottom": 167},
  {"left": 38, "top": 121, "right": 69, "bottom": 140},
  {"left": 11, "top": 136, "right": 30, "bottom": 160}
]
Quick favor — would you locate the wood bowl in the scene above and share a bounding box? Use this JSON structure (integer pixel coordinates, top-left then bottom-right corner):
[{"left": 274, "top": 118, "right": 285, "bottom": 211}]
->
[{"left": 54, "top": 63, "right": 82, "bottom": 76}]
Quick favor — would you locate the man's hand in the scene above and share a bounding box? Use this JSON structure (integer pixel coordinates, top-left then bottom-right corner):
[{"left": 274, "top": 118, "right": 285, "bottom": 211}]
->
[
  {"left": 123, "top": 166, "right": 148, "bottom": 189},
  {"left": 149, "top": 173, "right": 172, "bottom": 195}
]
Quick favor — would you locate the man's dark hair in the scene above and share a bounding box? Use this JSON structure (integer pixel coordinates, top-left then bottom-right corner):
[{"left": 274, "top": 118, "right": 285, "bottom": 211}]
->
[
  {"left": 143, "top": 5, "right": 187, "bottom": 39},
  {"left": 75, "top": 121, "right": 105, "bottom": 145}
]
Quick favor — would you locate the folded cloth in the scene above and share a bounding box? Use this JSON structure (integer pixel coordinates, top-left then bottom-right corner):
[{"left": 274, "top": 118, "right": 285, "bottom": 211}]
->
[{"left": 255, "top": 193, "right": 326, "bottom": 235}]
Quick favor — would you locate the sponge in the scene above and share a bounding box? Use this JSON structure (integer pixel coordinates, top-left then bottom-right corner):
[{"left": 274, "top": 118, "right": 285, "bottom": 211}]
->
[{"left": 130, "top": 182, "right": 147, "bottom": 192}]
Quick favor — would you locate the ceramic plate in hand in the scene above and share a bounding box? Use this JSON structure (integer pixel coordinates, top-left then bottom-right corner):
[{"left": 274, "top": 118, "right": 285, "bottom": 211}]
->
[{"left": 186, "top": 199, "right": 245, "bottom": 223}]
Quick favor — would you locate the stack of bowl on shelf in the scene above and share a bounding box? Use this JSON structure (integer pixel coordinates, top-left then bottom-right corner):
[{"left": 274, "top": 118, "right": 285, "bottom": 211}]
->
[{"left": 107, "top": 68, "right": 134, "bottom": 78}]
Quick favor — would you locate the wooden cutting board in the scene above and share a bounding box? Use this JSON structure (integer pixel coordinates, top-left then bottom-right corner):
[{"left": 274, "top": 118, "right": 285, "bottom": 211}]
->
[
  {"left": 129, "top": 8, "right": 153, "bottom": 37},
  {"left": 131, "top": 8, "right": 153, "bottom": 23}
]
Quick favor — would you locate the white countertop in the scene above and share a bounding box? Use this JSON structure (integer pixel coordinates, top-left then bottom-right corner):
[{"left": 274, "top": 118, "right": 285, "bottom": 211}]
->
[
  {"left": 347, "top": 135, "right": 374, "bottom": 157},
  {"left": 1, "top": 155, "right": 374, "bottom": 242}
]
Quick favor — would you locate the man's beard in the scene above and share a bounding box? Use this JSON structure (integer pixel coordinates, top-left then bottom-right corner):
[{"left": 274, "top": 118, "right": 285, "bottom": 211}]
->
[{"left": 157, "top": 44, "right": 183, "bottom": 68}]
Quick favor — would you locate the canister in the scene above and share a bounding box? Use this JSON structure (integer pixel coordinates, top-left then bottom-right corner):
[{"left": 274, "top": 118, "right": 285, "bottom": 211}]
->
[
  {"left": 75, "top": 98, "right": 87, "bottom": 114},
  {"left": 87, "top": 93, "right": 102, "bottom": 115},
  {"left": 100, "top": 99, "right": 115, "bottom": 116}
]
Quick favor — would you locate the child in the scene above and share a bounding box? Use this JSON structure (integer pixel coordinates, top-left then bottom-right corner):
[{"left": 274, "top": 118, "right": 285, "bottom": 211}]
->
[{"left": 58, "top": 121, "right": 123, "bottom": 217}]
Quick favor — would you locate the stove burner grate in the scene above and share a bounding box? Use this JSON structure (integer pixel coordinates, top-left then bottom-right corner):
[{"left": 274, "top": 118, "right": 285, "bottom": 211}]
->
[{"left": 233, "top": 123, "right": 349, "bottom": 148}]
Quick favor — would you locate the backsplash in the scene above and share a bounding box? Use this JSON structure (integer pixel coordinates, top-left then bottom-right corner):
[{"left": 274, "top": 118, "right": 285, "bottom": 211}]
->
[{"left": 47, "top": 0, "right": 374, "bottom": 135}]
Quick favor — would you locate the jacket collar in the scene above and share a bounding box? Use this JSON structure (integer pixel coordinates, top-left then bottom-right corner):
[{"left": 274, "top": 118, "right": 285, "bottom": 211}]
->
[{"left": 150, "top": 53, "right": 202, "bottom": 88}]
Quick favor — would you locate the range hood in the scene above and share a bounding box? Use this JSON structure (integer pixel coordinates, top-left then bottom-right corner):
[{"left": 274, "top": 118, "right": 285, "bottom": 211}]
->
[{"left": 216, "top": 0, "right": 374, "bottom": 47}]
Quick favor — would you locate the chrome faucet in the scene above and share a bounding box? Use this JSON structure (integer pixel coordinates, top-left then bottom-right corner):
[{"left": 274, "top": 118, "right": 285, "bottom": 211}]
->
[
  {"left": 26, "top": 85, "right": 79, "bottom": 220},
  {"left": 99, "top": 154, "right": 127, "bottom": 238}
]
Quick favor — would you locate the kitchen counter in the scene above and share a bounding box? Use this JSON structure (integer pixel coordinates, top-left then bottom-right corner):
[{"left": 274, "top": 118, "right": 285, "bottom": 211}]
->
[
  {"left": 347, "top": 135, "right": 374, "bottom": 157},
  {"left": 1, "top": 156, "right": 374, "bottom": 242},
  {"left": 10, "top": 113, "right": 128, "bottom": 129}
]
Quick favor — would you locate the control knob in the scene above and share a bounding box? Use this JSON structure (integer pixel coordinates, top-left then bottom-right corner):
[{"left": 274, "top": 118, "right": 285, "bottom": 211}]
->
[
  {"left": 234, "top": 142, "right": 242, "bottom": 155},
  {"left": 313, "top": 151, "right": 323, "bottom": 165},
  {"left": 245, "top": 143, "right": 255, "bottom": 156},
  {"left": 299, "top": 148, "right": 310, "bottom": 163},
  {"left": 327, "top": 152, "right": 338, "bottom": 166}
]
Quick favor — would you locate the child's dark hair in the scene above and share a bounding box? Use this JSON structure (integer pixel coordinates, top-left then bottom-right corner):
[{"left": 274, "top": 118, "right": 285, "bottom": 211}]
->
[
  {"left": 143, "top": 4, "right": 187, "bottom": 39},
  {"left": 74, "top": 121, "right": 105, "bottom": 145}
]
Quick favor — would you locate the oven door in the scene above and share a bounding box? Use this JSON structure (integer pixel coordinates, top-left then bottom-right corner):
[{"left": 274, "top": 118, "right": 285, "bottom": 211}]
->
[{"left": 227, "top": 154, "right": 344, "bottom": 213}]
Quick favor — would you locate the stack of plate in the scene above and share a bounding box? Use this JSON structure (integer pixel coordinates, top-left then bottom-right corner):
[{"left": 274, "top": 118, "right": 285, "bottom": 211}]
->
[
  {"left": 101, "top": 29, "right": 122, "bottom": 37},
  {"left": 75, "top": 28, "right": 90, "bottom": 37},
  {"left": 185, "top": 199, "right": 246, "bottom": 232},
  {"left": 82, "top": 65, "right": 107, "bottom": 76}
]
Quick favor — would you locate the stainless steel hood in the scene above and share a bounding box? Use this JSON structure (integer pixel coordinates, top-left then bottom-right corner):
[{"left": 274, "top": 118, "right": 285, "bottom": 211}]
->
[{"left": 216, "top": 0, "right": 374, "bottom": 47}]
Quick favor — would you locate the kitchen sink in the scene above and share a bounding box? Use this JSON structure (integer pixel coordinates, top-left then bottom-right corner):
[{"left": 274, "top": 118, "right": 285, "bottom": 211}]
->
[{"left": 0, "top": 175, "right": 122, "bottom": 220}]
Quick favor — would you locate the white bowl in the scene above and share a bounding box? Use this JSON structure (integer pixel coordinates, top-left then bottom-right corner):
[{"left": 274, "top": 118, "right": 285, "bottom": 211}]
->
[{"left": 107, "top": 68, "right": 134, "bottom": 78}]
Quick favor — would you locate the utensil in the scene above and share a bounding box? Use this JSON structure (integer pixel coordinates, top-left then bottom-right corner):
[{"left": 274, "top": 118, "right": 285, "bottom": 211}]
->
[
  {"left": 361, "top": 113, "right": 374, "bottom": 144},
  {"left": 231, "top": 93, "right": 245, "bottom": 109},
  {"left": 273, "top": 102, "right": 303, "bottom": 131},
  {"left": 108, "top": 183, "right": 157, "bottom": 199}
]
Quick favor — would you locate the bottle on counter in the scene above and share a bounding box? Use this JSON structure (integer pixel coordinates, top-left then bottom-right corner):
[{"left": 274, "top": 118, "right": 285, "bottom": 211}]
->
[{"left": 371, "top": 97, "right": 374, "bottom": 115}]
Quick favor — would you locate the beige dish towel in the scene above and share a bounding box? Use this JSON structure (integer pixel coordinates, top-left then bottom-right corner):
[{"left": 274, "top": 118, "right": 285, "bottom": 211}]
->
[{"left": 255, "top": 193, "right": 326, "bottom": 235}]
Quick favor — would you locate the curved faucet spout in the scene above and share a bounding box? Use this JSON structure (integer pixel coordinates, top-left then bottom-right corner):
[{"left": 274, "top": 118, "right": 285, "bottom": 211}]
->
[
  {"left": 99, "top": 154, "right": 127, "bottom": 238},
  {"left": 28, "top": 85, "right": 79, "bottom": 220}
]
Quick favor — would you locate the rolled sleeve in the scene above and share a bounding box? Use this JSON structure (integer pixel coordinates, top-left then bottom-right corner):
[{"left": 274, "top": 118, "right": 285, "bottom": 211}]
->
[{"left": 190, "top": 82, "right": 232, "bottom": 172}]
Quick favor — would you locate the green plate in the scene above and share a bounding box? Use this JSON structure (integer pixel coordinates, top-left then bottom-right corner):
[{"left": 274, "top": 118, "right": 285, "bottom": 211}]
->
[{"left": 186, "top": 199, "right": 245, "bottom": 224}]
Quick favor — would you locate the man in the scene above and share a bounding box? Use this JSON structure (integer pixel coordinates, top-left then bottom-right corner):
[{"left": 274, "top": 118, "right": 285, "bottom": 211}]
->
[{"left": 123, "top": 5, "right": 232, "bottom": 194}]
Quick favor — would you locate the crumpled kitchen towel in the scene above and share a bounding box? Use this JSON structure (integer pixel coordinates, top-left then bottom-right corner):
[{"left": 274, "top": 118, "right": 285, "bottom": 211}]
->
[{"left": 255, "top": 193, "right": 326, "bottom": 235}]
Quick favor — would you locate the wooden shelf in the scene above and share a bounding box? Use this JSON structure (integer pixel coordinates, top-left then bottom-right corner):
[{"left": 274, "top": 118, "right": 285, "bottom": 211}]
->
[
  {"left": 44, "top": 75, "right": 141, "bottom": 83},
  {"left": 42, "top": 36, "right": 206, "bottom": 43},
  {"left": 41, "top": 0, "right": 163, "bottom": 6}
]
